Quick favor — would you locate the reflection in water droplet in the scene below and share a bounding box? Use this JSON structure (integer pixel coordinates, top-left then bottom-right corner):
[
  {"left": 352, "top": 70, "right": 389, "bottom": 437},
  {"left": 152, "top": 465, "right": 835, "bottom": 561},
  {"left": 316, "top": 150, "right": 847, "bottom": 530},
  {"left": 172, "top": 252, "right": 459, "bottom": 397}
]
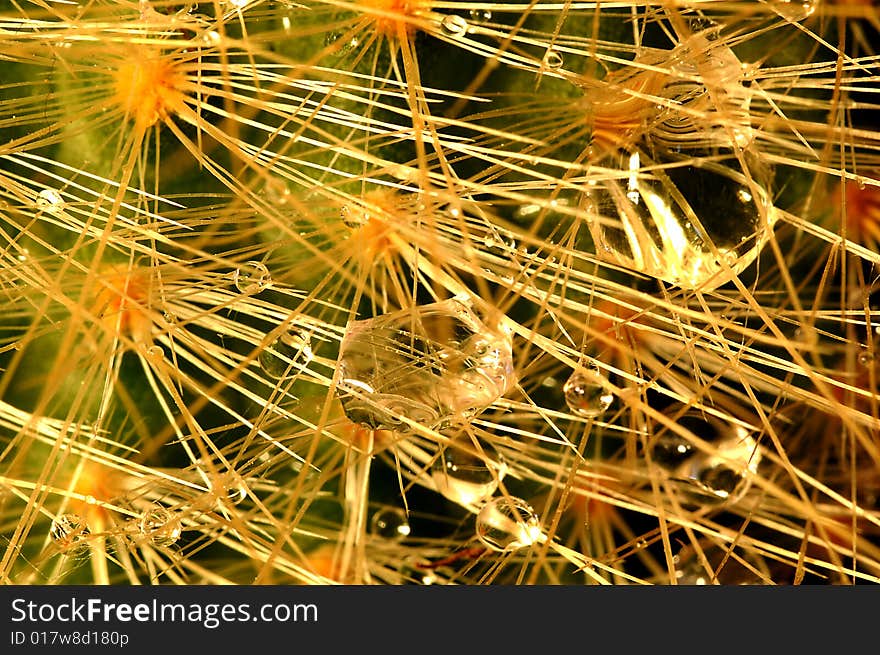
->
[
  {"left": 543, "top": 48, "right": 564, "bottom": 69},
  {"left": 582, "top": 39, "right": 775, "bottom": 291},
  {"left": 226, "top": 482, "right": 247, "bottom": 505},
  {"left": 775, "top": 0, "right": 817, "bottom": 21},
  {"left": 340, "top": 203, "right": 367, "bottom": 229},
  {"left": 431, "top": 436, "right": 506, "bottom": 506},
  {"left": 50, "top": 513, "right": 90, "bottom": 556},
  {"left": 260, "top": 328, "right": 314, "bottom": 379},
  {"left": 36, "top": 188, "right": 64, "bottom": 214},
  {"left": 370, "top": 507, "right": 411, "bottom": 541},
  {"left": 673, "top": 542, "right": 769, "bottom": 585},
  {"left": 564, "top": 361, "right": 613, "bottom": 417},
  {"left": 139, "top": 504, "right": 182, "bottom": 547},
  {"left": 468, "top": 8, "right": 492, "bottom": 21},
  {"left": 476, "top": 496, "right": 542, "bottom": 552},
  {"left": 440, "top": 14, "right": 468, "bottom": 35},
  {"left": 336, "top": 298, "right": 515, "bottom": 431},
  {"left": 651, "top": 409, "right": 761, "bottom": 505},
  {"left": 233, "top": 261, "right": 271, "bottom": 294}
]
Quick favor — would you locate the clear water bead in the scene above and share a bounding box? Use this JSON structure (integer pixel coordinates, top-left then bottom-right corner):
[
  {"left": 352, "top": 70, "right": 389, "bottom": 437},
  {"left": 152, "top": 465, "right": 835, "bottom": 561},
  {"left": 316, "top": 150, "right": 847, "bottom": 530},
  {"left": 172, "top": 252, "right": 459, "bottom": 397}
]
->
[
  {"left": 370, "top": 507, "right": 411, "bottom": 541},
  {"left": 431, "top": 435, "right": 506, "bottom": 506},
  {"left": 775, "top": 0, "right": 817, "bottom": 21},
  {"left": 543, "top": 49, "right": 564, "bottom": 69},
  {"left": 564, "top": 361, "right": 613, "bottom": 417},
  {"left": 336, "top": 297, "right": 515, "bottom": 431},
  {"left": 233, "top": 261, "right": 271, "bottom": 294},
  {"left": 50, "top": 513, "right": 90, "bottom": 556},
  {"left": 476, "top": 496, "right": 543, "bottom": 552},
  {"left": 583, "top": 39, "right": 776, "bottom": 291},
  {"left": 36, "top": 188, "right": 64, "bottom": 214},
  {"left": 259, "top": 328, "right": 313, "bottom": 379},
  {"left": 651, "top": 409, "right": 761, "bottom": 505},
  {"left": 440, "top": 14, "right": 468, "bottom": 36},
  {"left": 138, "top": 504, "right": 182, "bottom": 547}
]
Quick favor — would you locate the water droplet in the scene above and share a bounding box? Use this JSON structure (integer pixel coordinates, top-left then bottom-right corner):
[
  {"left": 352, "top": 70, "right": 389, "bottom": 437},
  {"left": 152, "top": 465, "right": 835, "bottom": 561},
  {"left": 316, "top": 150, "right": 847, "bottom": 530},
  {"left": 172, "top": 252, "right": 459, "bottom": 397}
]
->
[
  {"left": 264, "top": 178, "right": 292, "bottom": 205},
  {"left": 50, "top": 513, "right": 90, "bottom": 556},
  {"left": 564, "top": 361, "right": 613, "bottom": 417},
  {"left": 233, "top": 261, "right": 271, "bottom": 294},
  {"left": 475, "top": 496, "right": 542, "bottom": 552},
  {"left": 858, "top": 350, "right": 874, "bottom": 367},
  {"left": 673, "top": 542, "right": 768, "bottom": 585},
  {"left": 36, "top": 189, "right": 64, "bottom": 214},
  {"left": 440, "top": 14, "right": 468, "bottom": 36},
  {"left": 481, "top": 231, "right": 520, "bottom": 282},
  {"left": 162, "top": 311, "right": 177, "bottom": 328},
  {"left": 652, "top": 409, "right": 761, "bottom": 505},
  {"left": 336, "top": 298, "right": 515, "bottom": 431},
  {"left": 145, "top": 344, "right": 164, "bottom": 360},
  {"left": 431, "top": 436, "right": 506, "bottom": 506},
  {"left": 226, "top": 482, "right": 247, "bottom": 505},
  {"left": 775, "top": 0, "right": 817, "bottom": 21},
  {"left": 370, "top": 507, "right": 410, "bottom": 541},
  {"left": 340, "top": 203, "right": 367, "bottom": 229},
  {"left": 139, "top": 504, "right": 182, "bottom": 547},
  {"left": 583, "top": 41, "right": 775, "bottom": 291},
  {"left": 543, "top": 48, "right": 564, "bottom": 69},
  {"left": 259, "top": 328, "right": 314, "bottom": 379},
  {"left": 468, "top": 8, "right": 491, "bottom": 21}
]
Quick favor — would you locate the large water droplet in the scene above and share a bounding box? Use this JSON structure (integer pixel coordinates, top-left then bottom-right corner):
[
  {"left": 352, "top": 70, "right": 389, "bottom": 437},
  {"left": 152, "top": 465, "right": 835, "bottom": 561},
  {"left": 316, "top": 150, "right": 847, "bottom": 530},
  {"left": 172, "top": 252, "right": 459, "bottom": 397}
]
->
[
  {"left": 774, "top": 0, "right": 817, "bottom": 21},
  {"left": 233, "top": 261, "right": 271, "bottom": 294},
  {"left": 138, "top": 504, "right": 182, "bottom": 547},
  {"left": 336, "top": 298, "right": 515, "bottom": 431},
  {"left": 431, "top": 436, "right": 506, "bottom": 506},
  {"left": 564, "top": 361, "right": 613, "bottom": 417},
  {"left": 582, "top": 40, "right": 775, "bottom": 291},
  {"left": 651, "top": 409, "right": 761, "bottom": 505},
  {"left": 259, "top": 328, "right": 314, "bottom": 379},
  {"left": 370, "top": 507, "right": 411, "bottom": 541},
  {"left": 440, "top": 14, "right": 468, "bottom": 36},
  {"left": 50, "top": 513, "right": 90, "bottom": 556},
  {"left": 475, "top": 496, "right": 543, "bottom": 552}
]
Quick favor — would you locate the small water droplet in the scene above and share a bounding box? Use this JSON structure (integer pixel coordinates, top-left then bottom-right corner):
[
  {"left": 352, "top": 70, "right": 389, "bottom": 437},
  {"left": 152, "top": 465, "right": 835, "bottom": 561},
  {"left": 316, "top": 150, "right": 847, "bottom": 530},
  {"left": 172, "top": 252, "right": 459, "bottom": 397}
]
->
[
  {"left": 468, "top": 8, "right": 491, "bottom": 21},
  {"left": 543, "top": 48, "right": 564, "bottom": 69},
  {"left": 564, "top": 361, "right": 613, "bottom": 417},
  {"left": 475, "top": 496, "right": 542, "bottom": 552},
  {"left": 36, "top": 189, "right": 64, "bottom": 214},
  {"left": 50, "top": 513, "right": 90, "bottom": 556},
  {"left": 431, "top": 437, "right": 506, "bottom": 506},
  {"left": 340, "top": 203, "right": 367, "bottom": 229},
  {"left": 226, "top": 482, "right": 247, "bottom": 505},
  {"left": 858, "top": 350, "right": 874, "bottom": 367},
  {"left": 440, "top": 14, "right": 468, "bottom": 36},
  {"left": 139, "top": 504, "right": 182, "bottom": 547},
  {"left": 259, "top": 328, "right": 314, "bottom": 379},
  {"left": 370, "top": 507, "right": 410, "bottom": 541},
  {"left": 233, "top": 261, "right": 271, "bottom": 294},
  {"left": 145, "top": 344, "right": 164, "bottom": 360}
]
